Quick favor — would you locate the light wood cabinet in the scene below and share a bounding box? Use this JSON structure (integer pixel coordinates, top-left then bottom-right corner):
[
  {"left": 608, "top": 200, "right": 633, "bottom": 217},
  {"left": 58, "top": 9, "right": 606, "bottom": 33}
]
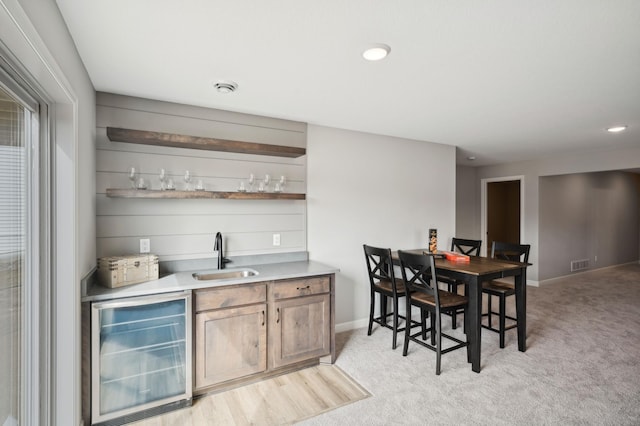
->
[
  {"left": 194, "top": 283, "right": 267, "bottom": 390},
  {"left": 193, "top": 274, "right": 334, "bottom": 394},
  {"left": 268, "top": 276, "right": 331, "bottom": 369}
]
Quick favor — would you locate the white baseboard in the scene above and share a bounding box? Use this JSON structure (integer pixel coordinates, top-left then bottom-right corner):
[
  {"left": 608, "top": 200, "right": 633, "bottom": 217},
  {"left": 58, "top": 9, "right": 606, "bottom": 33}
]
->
[
  {"left": 336, "top": 318, "right": 368, "bottom": 333},
  {"left": 537, "top": 261, "right": 639, "bottom": 286}
]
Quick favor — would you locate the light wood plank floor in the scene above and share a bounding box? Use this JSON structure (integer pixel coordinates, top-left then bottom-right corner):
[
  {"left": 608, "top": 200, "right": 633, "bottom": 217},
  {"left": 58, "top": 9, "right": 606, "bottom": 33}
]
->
[{"left": 132, "top": 365, "right": 370, "bottom": 425}]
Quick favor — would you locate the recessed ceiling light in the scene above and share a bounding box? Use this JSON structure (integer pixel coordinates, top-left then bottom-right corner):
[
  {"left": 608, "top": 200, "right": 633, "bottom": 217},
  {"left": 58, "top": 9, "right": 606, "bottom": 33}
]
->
[
  {"left": 467, "top": 156, "right": 476, "bottom": 161},
  {"left": 606, "top": 125, "right": 627, "bottom": 133},
  {"left": 213, "top": 80, "right": 238, "bottom": 94},
  {"left": 362, "top": 44, "right": 391, "bottom": 61}
]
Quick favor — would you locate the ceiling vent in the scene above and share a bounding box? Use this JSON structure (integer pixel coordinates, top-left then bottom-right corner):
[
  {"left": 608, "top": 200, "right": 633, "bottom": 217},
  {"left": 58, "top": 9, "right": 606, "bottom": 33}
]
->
[{"left": 213, "top": 80, "right": 238, "bottom": 94}]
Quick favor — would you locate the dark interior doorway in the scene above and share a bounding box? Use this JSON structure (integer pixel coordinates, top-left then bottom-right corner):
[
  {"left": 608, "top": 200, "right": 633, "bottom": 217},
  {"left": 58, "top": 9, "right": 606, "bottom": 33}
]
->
[{"left": 487, "top": 180, "right": 521, "bottom": 251}]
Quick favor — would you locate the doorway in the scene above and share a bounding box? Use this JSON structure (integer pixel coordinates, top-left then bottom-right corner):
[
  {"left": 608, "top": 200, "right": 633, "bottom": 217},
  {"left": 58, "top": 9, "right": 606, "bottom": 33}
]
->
[{"left": 480, "top": 176, "right": 524, "bottom": 256}]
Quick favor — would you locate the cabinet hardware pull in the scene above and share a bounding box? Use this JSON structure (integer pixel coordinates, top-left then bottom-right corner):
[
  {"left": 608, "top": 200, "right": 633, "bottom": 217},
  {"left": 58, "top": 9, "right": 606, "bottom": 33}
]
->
[
  {"left": 277, "top": 308, "right": 280, "bottom": 323},
  {"left": 262, "top": 310, "right": 265, "bottom": 326},
  {"left": 297, "top": 285, "right": 310, "bottom": 290}
]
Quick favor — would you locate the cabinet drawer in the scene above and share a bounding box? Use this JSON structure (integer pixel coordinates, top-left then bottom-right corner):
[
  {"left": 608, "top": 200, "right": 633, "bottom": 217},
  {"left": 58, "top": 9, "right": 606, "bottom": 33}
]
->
[
  {"left": 195, "top": 283, "right": 266, "bottom": 312},
  {"left": 269, "top": 276, "right": 330, "bottom": 300}
]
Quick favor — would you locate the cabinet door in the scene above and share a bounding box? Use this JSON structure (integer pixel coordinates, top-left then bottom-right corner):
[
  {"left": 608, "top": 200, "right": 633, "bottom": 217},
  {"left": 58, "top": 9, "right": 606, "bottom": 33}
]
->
[
  {"left": 269, "top": 294, "right": 330, "bottom": 369},
  {"left": 195, "top": 304, "right": 267, "bottom": 389}
]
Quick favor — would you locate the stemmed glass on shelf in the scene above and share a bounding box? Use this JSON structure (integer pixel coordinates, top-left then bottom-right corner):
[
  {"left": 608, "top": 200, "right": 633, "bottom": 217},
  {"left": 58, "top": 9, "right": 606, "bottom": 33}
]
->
[
  {"left": 184, "top": 170, "right": 192, "bottom": 191},
  {"left": 128, "top": 166, "right": 137, "bottom": 189},
  {"left": 159, "top": 168, "right": 167, "bottom": 190}
]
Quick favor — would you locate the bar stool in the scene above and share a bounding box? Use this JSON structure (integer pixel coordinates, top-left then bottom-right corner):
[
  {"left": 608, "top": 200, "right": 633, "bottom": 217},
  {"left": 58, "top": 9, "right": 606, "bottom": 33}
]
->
[
  {"left": 436, "top": 238, "right": 481, "bottom": 329},
  {"left": 482, "top": 241, "right": 531, "bottom": 348},
  {"left": 363, "top": 244, "right": 417, "bottom": 349}
]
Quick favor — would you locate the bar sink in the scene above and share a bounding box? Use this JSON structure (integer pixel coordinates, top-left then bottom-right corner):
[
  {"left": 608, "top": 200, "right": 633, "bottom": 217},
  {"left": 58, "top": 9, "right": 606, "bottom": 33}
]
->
[{"left": 192, "top": 268, "right": 259, "bottom": 281}]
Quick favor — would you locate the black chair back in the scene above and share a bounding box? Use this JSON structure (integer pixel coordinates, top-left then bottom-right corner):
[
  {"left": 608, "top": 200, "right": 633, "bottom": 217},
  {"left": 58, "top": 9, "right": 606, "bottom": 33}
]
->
[
  {"left": 451, "top": 238, "right": 482, "bottom": 256},
  {"left": 363, "top": 245, "right": 398, "bottom": 293},
  {"left": 491, "top": 241, "right": 530, "bottom": 263},
  {"left": 398, "top": 250, "right": 439, "bottom": 308}
]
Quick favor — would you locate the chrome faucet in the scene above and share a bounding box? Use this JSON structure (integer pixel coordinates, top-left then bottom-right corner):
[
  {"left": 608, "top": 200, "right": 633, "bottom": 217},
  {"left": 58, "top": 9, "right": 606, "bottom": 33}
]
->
[{"left": 214, "top": 232, "right": 231, "bottom": 269}]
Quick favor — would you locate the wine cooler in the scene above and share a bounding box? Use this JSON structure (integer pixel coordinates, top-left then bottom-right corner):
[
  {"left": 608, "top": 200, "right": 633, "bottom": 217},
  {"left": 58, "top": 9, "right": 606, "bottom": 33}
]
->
[{"left": 90, "top": 291, "right": 192, "bottom": 425}]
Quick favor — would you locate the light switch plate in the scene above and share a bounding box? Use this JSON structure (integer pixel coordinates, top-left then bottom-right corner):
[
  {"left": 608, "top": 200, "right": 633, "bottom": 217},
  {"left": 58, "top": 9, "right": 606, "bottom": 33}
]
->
[
  {"left": 273, "top": 234, "right": 281, "bottom": 246},
  {"left": 140, "top": 238, "right": 151, "bottom": 253}
]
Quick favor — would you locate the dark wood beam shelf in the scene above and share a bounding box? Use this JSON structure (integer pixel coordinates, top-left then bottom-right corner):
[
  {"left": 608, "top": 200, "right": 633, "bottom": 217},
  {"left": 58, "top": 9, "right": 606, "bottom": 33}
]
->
[
  {"left": 106, "top": 127, "right": 306, "bottom": 158},
  {"left": 106, "top": 188, "right": 306, "bottom": 200}
]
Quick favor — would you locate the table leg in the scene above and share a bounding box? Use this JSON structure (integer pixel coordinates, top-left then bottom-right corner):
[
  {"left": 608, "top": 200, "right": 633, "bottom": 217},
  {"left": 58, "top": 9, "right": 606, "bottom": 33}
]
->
[
  {"left": 467, "top": 276, "right": 481, "bottom": 373},
  {"left": 515, "top": 268, "right": 527, "bottom": 352},
  {"left": 380, "top": 294, "right": 388, "bottom": 325}
]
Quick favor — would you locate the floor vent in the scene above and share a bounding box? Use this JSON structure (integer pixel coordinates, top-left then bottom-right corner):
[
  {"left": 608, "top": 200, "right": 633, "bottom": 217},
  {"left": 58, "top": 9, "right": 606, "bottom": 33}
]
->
[{"left": 571, "top": 259, "right": 590, "bottom": 272}]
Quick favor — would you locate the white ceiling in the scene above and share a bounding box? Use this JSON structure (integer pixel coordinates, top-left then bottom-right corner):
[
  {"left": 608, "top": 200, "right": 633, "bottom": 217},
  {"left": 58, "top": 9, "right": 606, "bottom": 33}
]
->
[{"left": 55, "top": 0, "right": 640, "bottom": 166}]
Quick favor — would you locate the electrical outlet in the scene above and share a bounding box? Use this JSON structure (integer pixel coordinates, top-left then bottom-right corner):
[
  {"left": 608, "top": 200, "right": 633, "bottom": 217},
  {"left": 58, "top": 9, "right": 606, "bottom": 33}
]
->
[
  {"left": 273, "top": 233, "right": 281, "bottom": 246},
  {"left": 140, "top": 238, "right": 150, "bottom": 253},
  {"left": 594, "top": 255, "right": 598, "bottom": 262}
]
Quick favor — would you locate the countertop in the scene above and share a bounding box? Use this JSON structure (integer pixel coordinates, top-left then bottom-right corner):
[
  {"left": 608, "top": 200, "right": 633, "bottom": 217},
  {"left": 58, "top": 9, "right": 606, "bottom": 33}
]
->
[{"left": 82, "top": 260, "right": 339, "bottom": 302}]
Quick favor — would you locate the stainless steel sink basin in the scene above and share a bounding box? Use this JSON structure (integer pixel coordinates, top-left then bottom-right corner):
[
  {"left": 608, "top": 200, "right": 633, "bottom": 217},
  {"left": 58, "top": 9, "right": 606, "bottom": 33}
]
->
[{"left": 192, "top": 268, "right": 258, "bottom": 281}]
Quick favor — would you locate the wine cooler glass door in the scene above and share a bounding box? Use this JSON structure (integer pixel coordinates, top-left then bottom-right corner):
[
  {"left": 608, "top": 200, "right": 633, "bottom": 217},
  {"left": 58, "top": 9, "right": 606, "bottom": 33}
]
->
[{"left": 91, "top": 292, "right": 192, "bottom": 424}]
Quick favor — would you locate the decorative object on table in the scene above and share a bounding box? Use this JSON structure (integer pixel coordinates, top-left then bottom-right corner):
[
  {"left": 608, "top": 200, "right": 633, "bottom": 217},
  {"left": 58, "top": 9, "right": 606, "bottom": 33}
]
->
[
  {"left": 97, "top": 254, "right": 159, "bottom": 288},
  {"left": 443, "top": 251, "right": 471, "bottom": 263},
  {"left": 429, "top": 228, "right": 438, "bottom": 253}
]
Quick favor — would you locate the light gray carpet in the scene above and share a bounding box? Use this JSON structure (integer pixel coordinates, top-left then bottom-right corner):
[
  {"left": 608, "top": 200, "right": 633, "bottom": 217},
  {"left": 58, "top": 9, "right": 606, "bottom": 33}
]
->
[{"left": 300, "top": 263, "right": 640, "bottom": 425}]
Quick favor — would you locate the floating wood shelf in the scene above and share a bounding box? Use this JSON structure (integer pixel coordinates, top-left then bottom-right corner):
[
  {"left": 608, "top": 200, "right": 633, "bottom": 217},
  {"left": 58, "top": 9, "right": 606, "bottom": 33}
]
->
[
  {"left": 106, "top": 127, "right": 306, "bottom": 158},
  {"left": 106, "top": 188, "right": 306, "bottom": 200}
]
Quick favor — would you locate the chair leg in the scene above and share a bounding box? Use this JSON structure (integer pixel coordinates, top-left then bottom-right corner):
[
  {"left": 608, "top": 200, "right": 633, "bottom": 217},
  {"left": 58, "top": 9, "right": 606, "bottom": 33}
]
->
[
  {"left": 451, "top": 283, "right": 458, "bottom": 329},
  {"left": 499, "top": 294, "right": 506, "bottom": 348},
  {"left": 380, "top": 294, "right": 387, "bottom": 326},
  {"left": 430, "top": 313, "right": 436, "bottom": 345},
  {"left": 368, "top": 290, "right": 375, "bottom": 336},
  {"left": 421, "top": 309, "right": 428, "bottom": 340},
  {"left": 392, "top": 295, "right": 399, "bottom": 350},
  {"left": 403, "top": 299, "right": 411, "bottom": 356},
  {"left": 435, "top": 312, "right": 442, "bottom": 375},
  {"left": 487, "top": 294, "right": 493, "bottom": 328}
]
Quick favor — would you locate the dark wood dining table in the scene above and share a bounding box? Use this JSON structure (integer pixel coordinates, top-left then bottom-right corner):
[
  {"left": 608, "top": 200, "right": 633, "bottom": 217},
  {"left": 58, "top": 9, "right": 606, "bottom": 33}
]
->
[{"left": 392, "top": 249, "right": 529, "bottom": 373}]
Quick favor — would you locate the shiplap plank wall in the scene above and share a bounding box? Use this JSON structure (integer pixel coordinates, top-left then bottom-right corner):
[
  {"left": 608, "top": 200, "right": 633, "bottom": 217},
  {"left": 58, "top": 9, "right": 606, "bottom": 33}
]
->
[{"left": 96, "top": 92, "right": 307, "bottom": 261}]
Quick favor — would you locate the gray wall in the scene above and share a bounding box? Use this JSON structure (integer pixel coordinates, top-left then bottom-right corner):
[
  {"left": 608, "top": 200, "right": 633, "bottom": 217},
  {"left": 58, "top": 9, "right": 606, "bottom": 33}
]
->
[
  {"left": 539, "top": 171, "right": 639, "bottom": 281},
  {"left": 456, "top": 165, "right": 480, "bottom": 240},
  {"left": 460, "top": 145, "right": 640, "bottom": 283},
  {"left": 96, "top": 93, "right": 307, "bottom": 262},
  {"left": 306, "top": 125, "right": 456, "bottom": 329}
]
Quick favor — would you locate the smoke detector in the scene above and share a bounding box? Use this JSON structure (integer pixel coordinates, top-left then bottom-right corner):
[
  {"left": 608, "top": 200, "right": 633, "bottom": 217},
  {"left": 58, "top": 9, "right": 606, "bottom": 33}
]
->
[{"left": 213, "top": 80, "right": 238, "bottom": 94}]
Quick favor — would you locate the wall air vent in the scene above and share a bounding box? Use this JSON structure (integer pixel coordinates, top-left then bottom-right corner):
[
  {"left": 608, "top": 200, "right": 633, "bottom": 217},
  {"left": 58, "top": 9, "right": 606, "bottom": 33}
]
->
[{"left": 570, "top": 259, "right": 590, "bottom": 272}]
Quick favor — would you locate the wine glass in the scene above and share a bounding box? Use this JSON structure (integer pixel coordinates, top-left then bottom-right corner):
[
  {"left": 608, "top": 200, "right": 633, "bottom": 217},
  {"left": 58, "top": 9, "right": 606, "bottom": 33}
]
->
[
  {"left": 264, "top": 174, "right": 271, "bottom": 192},
  {"left": 184, "top": 170, "right": 192, "bottom": 191},
  {"left": 279, "top": 175, "right": 286, "bottom": 191},
  {"left": 128, "top": 167, "right": 137, "bottom": 189},
  {"left": 248, "top": 173, "right": 255, "bottom": 192},
  {"left": 159, "top": 168, "right": 166, "bottom": 190}
]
